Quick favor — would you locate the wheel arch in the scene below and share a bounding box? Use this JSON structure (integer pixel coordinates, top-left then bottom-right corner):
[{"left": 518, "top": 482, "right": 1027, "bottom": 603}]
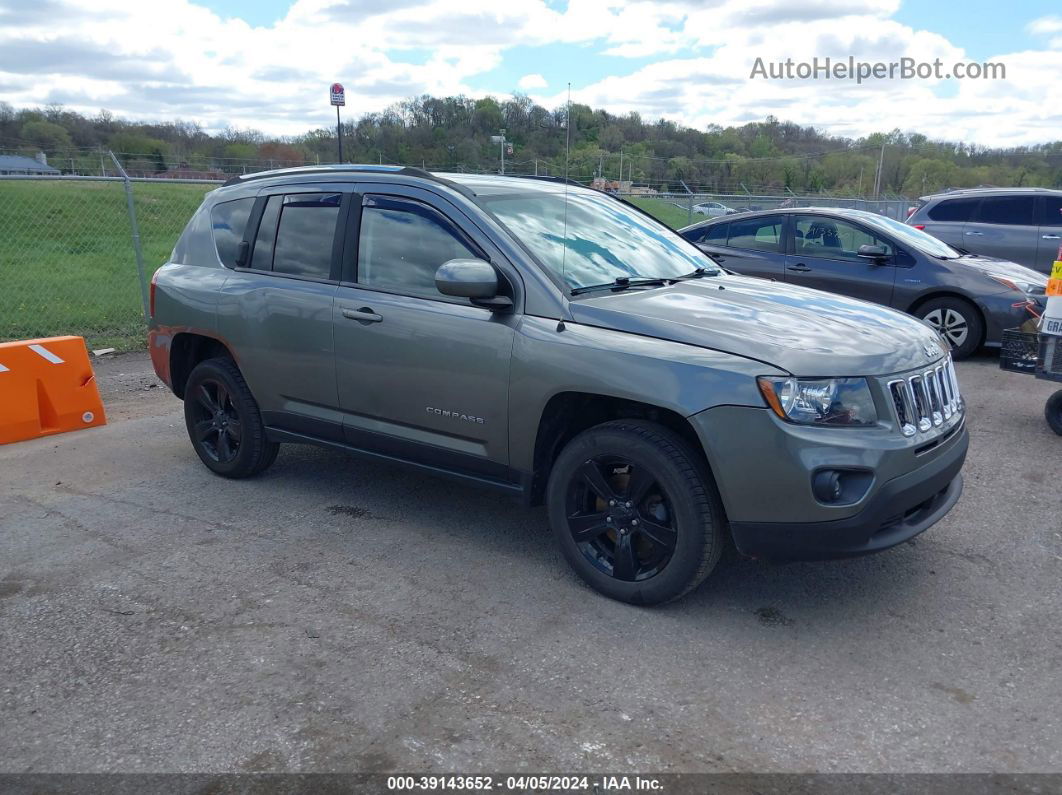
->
[
  {"left": 169, "top": 332, "right": 234, "bottom": 399},
  {"left": 906, "top": 291, "right": 987, "bottom": 347},
  {"left": 527, "top": 391, "right": 708, "bottom": 506}
]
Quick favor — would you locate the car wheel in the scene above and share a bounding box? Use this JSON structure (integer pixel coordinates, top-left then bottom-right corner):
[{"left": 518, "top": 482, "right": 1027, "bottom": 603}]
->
[
  {"left": 183, "top": 356, "right": 279, "bottom": 478},
  {"left": 1046, "top": 390, "right": 1062, "bottom": 436},
  {"left": 546, "top": 419, "right": 727, "bottom": 605},
  {"left": 916, "top": 297, "right": 983, "bottom": 360}
]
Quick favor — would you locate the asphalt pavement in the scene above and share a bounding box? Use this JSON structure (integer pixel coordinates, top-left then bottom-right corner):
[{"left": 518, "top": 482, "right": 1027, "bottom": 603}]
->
[{"left": 1, "top": 351, "right": 1060, "bottom": 773}]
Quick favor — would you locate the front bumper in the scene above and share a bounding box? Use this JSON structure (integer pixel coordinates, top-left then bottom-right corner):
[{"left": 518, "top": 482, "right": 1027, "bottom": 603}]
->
[{"left": 729, "top": 424, "right": 967, "bottom": 560}]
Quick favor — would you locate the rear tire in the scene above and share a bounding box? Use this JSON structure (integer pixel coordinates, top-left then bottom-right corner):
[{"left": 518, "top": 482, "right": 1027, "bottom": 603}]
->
[
  {"left": 1046, "top": 390, "right": 1062, "bottom": 436},
  {"left": 546, "top": 420, "right": 727, "bottom": 605},
  {"left": 915, "top": 297, "right": 983, "bottom": 360},
  {"left": 183, "top": 357, "right": 279, "bottom": 478}
]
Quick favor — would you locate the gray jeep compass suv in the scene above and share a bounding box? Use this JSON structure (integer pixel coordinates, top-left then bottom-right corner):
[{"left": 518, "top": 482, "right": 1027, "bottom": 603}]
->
[{"left": 150, "top": 165, "right": 968, "bottom": 605}]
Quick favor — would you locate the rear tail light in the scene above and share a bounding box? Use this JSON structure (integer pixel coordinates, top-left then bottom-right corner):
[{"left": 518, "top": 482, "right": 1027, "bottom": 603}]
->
[
  {"left": 913, "top": 224, "right": 926, "bottom": 231},
  {"left": 149, "top": 270, "right": 159, "bottom": 317}
]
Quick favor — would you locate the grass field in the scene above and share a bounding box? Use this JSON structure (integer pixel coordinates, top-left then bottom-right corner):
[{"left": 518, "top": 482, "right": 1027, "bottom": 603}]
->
[
  {"left": 0, "top": 180, "right": 213, "bottom": 350},
  {"left": 626, "top": 197, "right": 696, "bottom": 229}
]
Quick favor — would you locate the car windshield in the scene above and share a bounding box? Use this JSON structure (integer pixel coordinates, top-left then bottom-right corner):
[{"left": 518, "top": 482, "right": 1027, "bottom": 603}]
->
[
  {"left": 862, "top": 213, "right": 962, "bottom": 259},
  {"left": 481, "top": 188, "right": 720, "bottom": 291}
]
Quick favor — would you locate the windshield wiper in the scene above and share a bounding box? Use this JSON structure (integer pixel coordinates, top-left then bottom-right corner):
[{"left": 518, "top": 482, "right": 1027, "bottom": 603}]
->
[
  {"left": 673, "top": 267, "right": 719, "bottom": 280},
  {"left": 570, "top": 276, "right": 672, "bottom": 295}
]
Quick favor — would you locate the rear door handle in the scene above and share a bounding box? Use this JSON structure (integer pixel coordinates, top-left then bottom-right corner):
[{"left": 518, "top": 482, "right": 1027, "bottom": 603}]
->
[
  {"left": 1043, "top": 234, "right": 1061, "bottom": 239},
  {"left": 965, "top": 231, "right": 984, "bottom": 236},
  {"left": 786, "top": 263, "right": 811, "bottom": 272},
  {"left": 341, "top": 307, "right": 383, "bottom": 324}
]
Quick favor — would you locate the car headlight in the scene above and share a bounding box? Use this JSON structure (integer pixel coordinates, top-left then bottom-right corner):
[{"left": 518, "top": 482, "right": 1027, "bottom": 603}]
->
[
  {"left": 987, "top": 273, "right": 1046, "bottom": 296},
  {"left": 756, "top": 377, "right": 878, "bottom": 427}
]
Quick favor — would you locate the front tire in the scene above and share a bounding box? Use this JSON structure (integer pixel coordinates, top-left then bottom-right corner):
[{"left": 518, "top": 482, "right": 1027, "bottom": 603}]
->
[
  {"left": 546, "top": 420, "right": 727, "bottom": 605},
  {"left": 1046, "top": 390, "right": 1062, "bottom": 436},
  {"left": 915, "top": 297, "right": 983, "bottom": 360},
  {"left": 183, "top": 357, "right": 279, "bottom": 478}
]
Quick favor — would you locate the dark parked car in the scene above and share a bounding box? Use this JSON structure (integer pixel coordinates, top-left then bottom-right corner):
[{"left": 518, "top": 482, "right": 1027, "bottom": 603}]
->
[
  {"left": 679, "top": 207, "right": 1048, "bottom": 359},
  {"left": 150, "top": 168, "right": 968, "bottom": 605},
  {"left": 907, "top": 187, "right": 1062, "bottom": 275}
]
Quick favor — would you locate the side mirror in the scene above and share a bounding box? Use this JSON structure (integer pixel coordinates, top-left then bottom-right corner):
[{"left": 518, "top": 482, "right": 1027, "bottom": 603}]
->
[
  {"left": 435, "top": 259, "right": 513, "bottom": 311},
  {"left": 857, "top": 244, "right": 890, "bottom": 262}
]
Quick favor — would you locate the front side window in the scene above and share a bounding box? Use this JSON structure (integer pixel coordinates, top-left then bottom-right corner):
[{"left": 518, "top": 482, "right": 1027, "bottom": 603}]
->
[
  {"left": 928, "top": 198, "right": 979, "bottom": 222},
  {"left": 357, "top": 197, "right": 480, "bottom": 299},
  {"left": 1037, "top": 196, "right": 1062, "bottom": 227},
  {"left": 976, "top": 196, "right": 1035, "bottom": 226},
  {"left": 727, "top": 217, "right": 783, "bottom": 252},
  {"left": 250, "top": 193, "right": 341, "bottom": 279},
  {"left": 793, "top": 216, "right": 892, "bottom": 262},
  {"left": 482, "top": 188, "right": 718, "bottom": 291},
  {"left": 210, "top": 197, "right": 255, "bottom": 268}
]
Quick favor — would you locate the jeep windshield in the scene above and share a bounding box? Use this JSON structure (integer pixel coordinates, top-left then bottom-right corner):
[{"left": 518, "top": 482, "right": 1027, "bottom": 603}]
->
[{"left": 480, "top": 188, "right": 720, "bottom": 293}]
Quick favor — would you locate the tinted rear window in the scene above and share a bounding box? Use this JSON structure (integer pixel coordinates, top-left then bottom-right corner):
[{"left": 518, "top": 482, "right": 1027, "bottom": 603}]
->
[
  {"left": 927, "top": 198, "right": 979, "bottom": 222},
  {"left": 273, "top": 193, "right": 341, "bottom": 279},
  {"left": 686, "top": 223, "right": 727, "bottom": 244},
  {"left": 727, "top": 217, "right": 782, "bottom": 252},
  {"left": 210, "top": 198, "right": 255, "bottom": 268},
  {"left": 976, "top": 196, "right": 1035, "bottom": 226}
]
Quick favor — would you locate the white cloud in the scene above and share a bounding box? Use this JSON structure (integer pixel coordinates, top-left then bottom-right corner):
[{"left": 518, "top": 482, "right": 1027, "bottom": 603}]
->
[
  {"left": 517, "top": 73, "right": 548, "bottom": 90},
  {"left": 0, "top": 0, "right": 1059, "bottom": 145}
]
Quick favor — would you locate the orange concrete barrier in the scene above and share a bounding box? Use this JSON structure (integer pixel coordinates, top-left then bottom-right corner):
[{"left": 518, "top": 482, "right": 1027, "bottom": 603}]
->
[{"left": 0, "top": 336, "right": 106, "bottom": 445}]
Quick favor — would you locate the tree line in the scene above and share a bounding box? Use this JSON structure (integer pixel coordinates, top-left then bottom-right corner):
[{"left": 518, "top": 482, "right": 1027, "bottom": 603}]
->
[{"left": 2, "top": 95, "right": 1060, "bottom": 197}]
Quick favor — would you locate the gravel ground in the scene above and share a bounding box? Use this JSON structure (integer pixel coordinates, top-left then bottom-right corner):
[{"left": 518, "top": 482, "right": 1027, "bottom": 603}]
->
[{"left": 1, "top": 351, "right": 1060, "bottom": 774}]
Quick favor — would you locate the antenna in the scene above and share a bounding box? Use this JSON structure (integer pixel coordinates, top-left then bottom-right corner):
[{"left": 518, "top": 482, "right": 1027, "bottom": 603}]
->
[{"left": 561, "top": 82, "right": 571, "bottom": 285}]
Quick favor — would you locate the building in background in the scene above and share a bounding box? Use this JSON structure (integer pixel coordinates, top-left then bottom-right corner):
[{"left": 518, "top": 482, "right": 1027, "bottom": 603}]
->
[{"left": 0, "top": 153, "right": 60, "bottom": 176}]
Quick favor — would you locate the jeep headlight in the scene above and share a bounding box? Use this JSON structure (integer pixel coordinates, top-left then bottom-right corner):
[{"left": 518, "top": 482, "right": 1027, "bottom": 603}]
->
[{"left": 757, "top": 377, "right": 878, "bottom": 427}]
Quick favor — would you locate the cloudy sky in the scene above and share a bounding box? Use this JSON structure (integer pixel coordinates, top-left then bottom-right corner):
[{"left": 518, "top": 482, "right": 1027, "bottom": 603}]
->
[{"left": 1, "top": 0, "right": 1060, "bottom": 146}]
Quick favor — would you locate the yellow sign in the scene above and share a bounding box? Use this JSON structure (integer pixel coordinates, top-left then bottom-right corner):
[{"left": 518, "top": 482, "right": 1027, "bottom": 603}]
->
[{"left": 1049, "top": 262, "right": 1062, "bottom": 296}]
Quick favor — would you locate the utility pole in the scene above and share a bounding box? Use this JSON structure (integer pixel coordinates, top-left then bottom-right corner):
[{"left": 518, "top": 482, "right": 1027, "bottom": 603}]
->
[
  {"left": 873, "top": 142, "right": 886, "bottom": 199},
  {"left": 491, "top": 130, "right": 507, "bottom": 175},
  {"left": 534, "top": 159, "right": 538, "bottom": 176},
  {"left": 618, "top": 151, "right": 623, "bottom": 183}
]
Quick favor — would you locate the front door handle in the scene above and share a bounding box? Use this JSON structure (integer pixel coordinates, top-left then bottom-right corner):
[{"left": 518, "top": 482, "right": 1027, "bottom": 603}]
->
[
  {"left": 341, "top": 307, "right": 383, "bottom": 324},
  {"left": 1043, "top": 234, "right": 1061, "bottom": 240},
  {"left": 786, "top": 263, "right": 811, "bottom": 272},
  {"left": 965, "top": 231, "right": 984, "bottom": 236}
]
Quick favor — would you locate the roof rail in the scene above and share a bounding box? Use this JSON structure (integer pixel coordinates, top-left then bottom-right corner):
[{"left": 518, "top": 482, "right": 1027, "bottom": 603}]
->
[
  {"left": 506, "top": 174, "right": 587, "bottom": 189},
  {"left": 220, "top": 164, "right": 475, "bottom": 198}
]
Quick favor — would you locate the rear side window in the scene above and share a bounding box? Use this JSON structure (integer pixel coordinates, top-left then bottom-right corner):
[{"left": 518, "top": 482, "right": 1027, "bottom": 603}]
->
[
  {"left": 727, "top": 217, "right": 782, "bottom": 252},
  {"left": 975, "top": 196, "right": 1035, "bottom": 226},
  {"left": 357, "top": 197, "right": 480, "bottom": 299},
  {"left": 1037, "top": 196, "right": 1062, "bottom": 226},
  {"left": 686, "top": 223, "right": 727, "bottom": 244},
  {"left": 273, "top": 193, "right": 341, "bottom": 278},
  {"left": 210, "top": 198, "right": 254, "bottom": 268},
  {"left": 249, "top": 192, "right": 341, "bottom": 279},
  {"left": 927, "top": 198, "right": 979, "bottom": 222}
]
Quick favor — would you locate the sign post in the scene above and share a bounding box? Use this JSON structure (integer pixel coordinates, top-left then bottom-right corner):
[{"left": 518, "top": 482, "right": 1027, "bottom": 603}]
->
[{"left": 330, "top": 83, "right": 345, "bottom": 163}]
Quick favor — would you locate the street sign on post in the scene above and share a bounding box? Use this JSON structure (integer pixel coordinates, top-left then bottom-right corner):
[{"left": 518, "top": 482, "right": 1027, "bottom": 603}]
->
[{"left": 330, "top": 83, "right": 345, "bottom": 162}]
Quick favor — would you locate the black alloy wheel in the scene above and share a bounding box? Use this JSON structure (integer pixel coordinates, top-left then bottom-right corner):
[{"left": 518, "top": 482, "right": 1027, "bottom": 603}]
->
[{"left": 565, "top": 455, "right": 678, "bottom": 582}]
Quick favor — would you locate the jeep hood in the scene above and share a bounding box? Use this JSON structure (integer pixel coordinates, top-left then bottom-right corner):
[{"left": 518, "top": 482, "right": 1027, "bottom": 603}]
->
[{"left": 568, "top": 275, "right": 946, "bottom": 376}]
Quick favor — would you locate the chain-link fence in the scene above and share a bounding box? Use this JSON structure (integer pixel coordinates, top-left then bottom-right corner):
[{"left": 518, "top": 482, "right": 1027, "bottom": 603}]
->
[
  {"left": 0, "top": 169, "right": 915, "bottom": 351},
  {"left": 0, "top": 173, "right": 220, "bottom": 351}
]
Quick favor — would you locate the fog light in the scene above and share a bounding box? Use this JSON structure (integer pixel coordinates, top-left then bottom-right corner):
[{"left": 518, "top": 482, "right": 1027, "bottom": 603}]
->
[{"left": 812, "top": 470, "right": 843, "bottom": 503}]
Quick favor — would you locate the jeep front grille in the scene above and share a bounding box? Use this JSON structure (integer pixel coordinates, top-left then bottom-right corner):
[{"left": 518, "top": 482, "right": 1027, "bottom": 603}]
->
[{"left": 887, "top": 358, "right": 962, "bottom": 438}]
